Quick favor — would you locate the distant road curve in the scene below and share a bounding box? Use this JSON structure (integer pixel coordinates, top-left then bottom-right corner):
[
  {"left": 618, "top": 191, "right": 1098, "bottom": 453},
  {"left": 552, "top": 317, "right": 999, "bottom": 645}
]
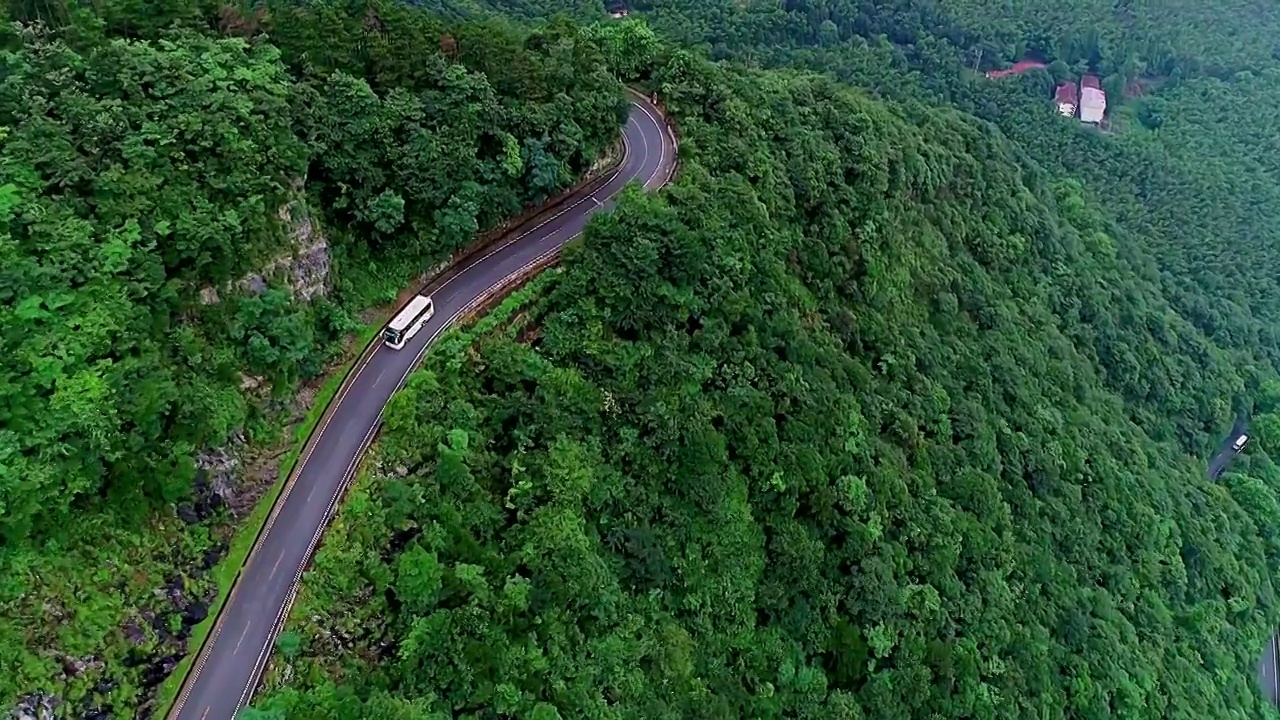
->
[
  {"left": 1259, "top": 633, "right": 1280, "bottom": 708},
  {"left": 168, "top": 92, "right": 677, "bottom": 720},
  {"left": 1206, "top": 418, "right": 1279, "bottom": 710},
  {"left": 1207, "top": 418, "right": 1248, "bottom": 480}
]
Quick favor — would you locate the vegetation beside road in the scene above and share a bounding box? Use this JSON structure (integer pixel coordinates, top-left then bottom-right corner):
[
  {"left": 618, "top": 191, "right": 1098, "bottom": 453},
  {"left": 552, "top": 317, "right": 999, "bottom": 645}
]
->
[
  {"left": 152, "top": 318, "right": 383, "bottom": 717},
  {"left": 9, "top": 0, "right": 1280, "bottom": 717},
  {"left": 249, "top": 31, "right": 1280, "bottom": 719},
  {"left": 0, "top": 1, "right": 628, "bottom": 716}
]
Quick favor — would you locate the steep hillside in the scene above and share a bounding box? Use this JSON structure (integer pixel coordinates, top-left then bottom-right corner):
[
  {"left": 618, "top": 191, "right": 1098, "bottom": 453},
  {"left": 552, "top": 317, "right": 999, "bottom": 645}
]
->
[
  {"left": 250, "top": 53, "right": 1280, "bottom": 720},
  {"left": 0, "top": 2, "right": 625, "bottom": 716},
  {"left": 515, "top": 0, "right": 1280, "bottom": 470}
]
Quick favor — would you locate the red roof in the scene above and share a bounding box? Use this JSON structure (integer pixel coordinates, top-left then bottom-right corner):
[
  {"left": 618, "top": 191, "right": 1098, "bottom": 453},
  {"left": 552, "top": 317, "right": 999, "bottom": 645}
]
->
[
  {"left": 1081, "top": 75, "right": 1101, "bottom": 89},
  {"left": 985, "top": 60, "right": 1046, "bottom": 79},
  {"left": 1055, "top": 83, "right": 1078, "bottom": 104}
]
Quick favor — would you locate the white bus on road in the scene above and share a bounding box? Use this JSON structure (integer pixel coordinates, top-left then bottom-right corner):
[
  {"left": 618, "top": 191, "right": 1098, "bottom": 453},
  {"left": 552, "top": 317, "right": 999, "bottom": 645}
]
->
[{"left": 383, "top": 295, "right": 435, "bottom": 350}]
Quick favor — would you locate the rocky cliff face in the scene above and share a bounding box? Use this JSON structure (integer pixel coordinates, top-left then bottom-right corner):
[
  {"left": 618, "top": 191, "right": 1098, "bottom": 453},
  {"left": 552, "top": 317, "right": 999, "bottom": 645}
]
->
[
  {"left": 200, "top": 194, "right": 330, "bottom": 305},
  {"left": 267, "top": 198, "right": 330, "bottom": 302},
  {"left": 193, "top": 188, "right": 332, "bottom": 509}
]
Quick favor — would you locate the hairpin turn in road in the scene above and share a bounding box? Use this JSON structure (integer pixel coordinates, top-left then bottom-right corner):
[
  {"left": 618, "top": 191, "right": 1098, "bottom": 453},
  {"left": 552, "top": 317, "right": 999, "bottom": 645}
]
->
[{"left": 167, "top": 92, "right": 677, "bottom": 720}]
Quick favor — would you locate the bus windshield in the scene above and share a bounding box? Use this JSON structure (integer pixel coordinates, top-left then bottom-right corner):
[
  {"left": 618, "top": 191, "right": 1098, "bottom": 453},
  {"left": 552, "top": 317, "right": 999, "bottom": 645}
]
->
[{"left": 383, "top": 294, "right": 435, "bottom": 350}]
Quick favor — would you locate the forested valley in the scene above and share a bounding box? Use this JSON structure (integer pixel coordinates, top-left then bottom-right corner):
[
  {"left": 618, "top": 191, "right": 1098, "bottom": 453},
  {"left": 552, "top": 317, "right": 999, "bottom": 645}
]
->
[
  {"left": 0, "top": 1, "right": 628, "bottom": 716},
  {"left": 623, "top": 0, "right": 1280, "bottom": 416},
  {"left": 246, "top": 9, "right": 1280, "bottom": 720},
  {"left": 7, "top": 0, "right": 1280, "bottom": 718}
]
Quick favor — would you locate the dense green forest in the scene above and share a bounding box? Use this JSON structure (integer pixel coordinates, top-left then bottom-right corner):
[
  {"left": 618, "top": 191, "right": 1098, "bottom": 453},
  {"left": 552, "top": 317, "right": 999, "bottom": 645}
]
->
[
  {"left": 0, "top": 1, "right": 626, "bottom": 716},
  {"left": 248, "top": 31, "right": 1280, "bottom": 720},
  {"left": 8, "top": 0, "right": 1280, "bottom": 716},
  {"left": 455, "top": 0, "right": 1280, "bottom": 451}
]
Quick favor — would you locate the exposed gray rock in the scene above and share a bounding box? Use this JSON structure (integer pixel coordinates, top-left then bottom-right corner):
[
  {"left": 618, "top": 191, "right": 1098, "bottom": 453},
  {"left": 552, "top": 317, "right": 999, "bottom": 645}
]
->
[
  {"left": 58, "top": 655, "right": 103, "bottom": 679},
  {"left": 282, "top": 200, "right": 331, "bottom": 301},
  {"left": 40, "top": 602, "right": 65, "bottom": 622},
  {"left": 141, "top": 655, "right": 180, "bottom": 689},
  {"left": 589, "top": 138, "right": 623, "bottom": 174},
  {"left": 121, "top": 619, "right": 147, "bottom": 648},
  {"left": 198, "top": 191, "right": 330, "bottom": 305},
  {"left": 11, "top": 693, "right": 59, "bottom": 720},
  {"left": 182, "top": 600, "right": 208, "bottom": 627},
  {"left": 175, "top": 505, "right": 199, "bottom": 524},
  {"left": 94, "top": 680, "right": 116, "bottom": 695},
  {"left": 161, "top": 575, "right": 186, "bottom": 610},
  {"left": 195, "top": 430, "right": 246, "bottom": 506},
  {"left": 241, "top": 273, "right": 268, "bottom": 295},
  {"left": 422, "top": 257, "right": 452, "bottom": 288},
  {"left": 200, "top": 544, "right": 226, "bottom": 570}
]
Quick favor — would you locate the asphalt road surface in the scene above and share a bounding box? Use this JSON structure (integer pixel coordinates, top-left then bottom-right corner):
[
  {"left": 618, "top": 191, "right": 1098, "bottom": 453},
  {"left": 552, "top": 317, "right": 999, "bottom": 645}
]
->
[
  {"left": 1207, "top": 418, "right": 1248, "bottom": 480},
  {"left": 1203, "top": 418, "right": 1278, "bottom": 708},
  {"left": 1259, "top": 634, "right": 1280, "bottom": 707},
  {"left": 168, "top": 93, "right": 677, "bottom": 720}
]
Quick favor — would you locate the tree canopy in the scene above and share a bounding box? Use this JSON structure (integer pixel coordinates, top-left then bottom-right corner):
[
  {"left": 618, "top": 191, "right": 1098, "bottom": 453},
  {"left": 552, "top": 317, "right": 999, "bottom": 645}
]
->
[
  {"left": 0, "top": 25, "right": 309, "bottom": 538},
  {"left": 7, "top": 0, "right": 1280, "bottom": 716},
  {"left": 0, "top": 1, "right": 628, "bottom": 715},
  {"left": 251, "top": 43, "right": 1280, "bottom": 720}
]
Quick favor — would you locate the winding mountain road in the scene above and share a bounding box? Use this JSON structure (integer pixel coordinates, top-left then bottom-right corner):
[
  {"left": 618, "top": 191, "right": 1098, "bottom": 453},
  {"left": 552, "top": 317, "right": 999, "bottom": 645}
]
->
[
  {"left": 1202, "top": 418, "right": 1280, "bottom": 709},
  {"left": 1207, "top": 417, "right": 1248, "bottom": 480},
  {"left": 168, "top": 92, "right": 677, "bottom": 720}
]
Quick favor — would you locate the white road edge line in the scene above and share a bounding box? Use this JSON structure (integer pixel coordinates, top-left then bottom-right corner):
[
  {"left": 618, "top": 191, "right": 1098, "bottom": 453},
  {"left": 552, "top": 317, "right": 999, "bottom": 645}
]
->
[{"left": 238, "top": 420, "right": 377, "bottom": 712}]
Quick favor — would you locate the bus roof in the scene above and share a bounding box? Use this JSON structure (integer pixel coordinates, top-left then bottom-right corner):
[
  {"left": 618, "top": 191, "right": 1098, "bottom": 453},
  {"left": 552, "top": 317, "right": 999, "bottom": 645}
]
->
[{"left": 388, "top": 295, "right": 432, "bottom": 331}]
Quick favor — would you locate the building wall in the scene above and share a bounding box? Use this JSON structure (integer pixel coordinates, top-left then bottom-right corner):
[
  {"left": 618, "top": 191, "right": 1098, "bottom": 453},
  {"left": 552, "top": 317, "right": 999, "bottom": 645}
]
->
[{"left": 1080, "top": 88, "right": 1106, "bottom": 123}]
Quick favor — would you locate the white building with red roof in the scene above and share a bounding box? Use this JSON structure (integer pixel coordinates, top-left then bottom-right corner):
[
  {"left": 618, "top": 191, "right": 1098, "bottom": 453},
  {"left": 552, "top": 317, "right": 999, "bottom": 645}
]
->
[{"left": 1079, "top": 75, "right": 1106, "bottom": 124}]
